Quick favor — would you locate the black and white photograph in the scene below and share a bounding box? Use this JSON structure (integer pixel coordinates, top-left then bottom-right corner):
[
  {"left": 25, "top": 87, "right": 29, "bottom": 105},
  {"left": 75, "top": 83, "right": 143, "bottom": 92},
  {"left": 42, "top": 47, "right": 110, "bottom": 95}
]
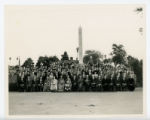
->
[{"left": 4, "top": 3, "right": 147, "bottom": 118}]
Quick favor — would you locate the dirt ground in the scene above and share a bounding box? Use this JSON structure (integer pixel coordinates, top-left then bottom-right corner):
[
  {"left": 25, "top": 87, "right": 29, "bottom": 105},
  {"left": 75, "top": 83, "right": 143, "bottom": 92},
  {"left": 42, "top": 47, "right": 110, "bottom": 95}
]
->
[{"left": 9, "top": 88, "right": 143, "bottom": 115}]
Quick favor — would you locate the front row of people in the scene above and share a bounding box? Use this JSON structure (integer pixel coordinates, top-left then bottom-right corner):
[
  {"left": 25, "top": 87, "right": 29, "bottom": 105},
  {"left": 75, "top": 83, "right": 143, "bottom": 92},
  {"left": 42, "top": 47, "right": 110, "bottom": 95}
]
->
[{"left": 17, "top": 71, "right": 135, "bottom": 92}]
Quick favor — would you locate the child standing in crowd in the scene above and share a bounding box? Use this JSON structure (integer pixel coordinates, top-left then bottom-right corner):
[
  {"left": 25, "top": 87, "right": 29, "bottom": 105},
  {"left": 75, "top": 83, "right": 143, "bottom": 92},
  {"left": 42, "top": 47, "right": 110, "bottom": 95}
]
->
[{"left": 65, "top": 75, "right": 72, "bottom": 91}]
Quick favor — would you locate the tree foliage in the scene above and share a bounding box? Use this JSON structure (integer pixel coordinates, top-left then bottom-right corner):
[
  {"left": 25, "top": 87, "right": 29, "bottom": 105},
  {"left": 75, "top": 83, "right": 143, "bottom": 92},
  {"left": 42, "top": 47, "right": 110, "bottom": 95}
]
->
[
  {"left": 36, "top": 56, "right": 59, "bottom": 67},
  {"left": 61, "top": 51, "right": 69, "bottom": 61},
  {"left": 111, "top": 44, "right": 127, "bottom": 65},
  {"left": 22, "top": 58, "right": 34, "bottom": 68},
  {"left": 103, "top": 58, "right": 112, "bottom": 64},
  {"left": 83, "top": 50, "right": 103, "bottom": 64},
  {"left": 127, "top": 55, "right": 143, "bottom": 87}
]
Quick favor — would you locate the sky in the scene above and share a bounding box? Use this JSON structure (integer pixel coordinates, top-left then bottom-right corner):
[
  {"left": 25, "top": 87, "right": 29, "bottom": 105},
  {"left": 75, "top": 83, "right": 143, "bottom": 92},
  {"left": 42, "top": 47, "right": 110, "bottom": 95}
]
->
[{"left": 5, "top": 5, "right": 145, "bottom": 65}]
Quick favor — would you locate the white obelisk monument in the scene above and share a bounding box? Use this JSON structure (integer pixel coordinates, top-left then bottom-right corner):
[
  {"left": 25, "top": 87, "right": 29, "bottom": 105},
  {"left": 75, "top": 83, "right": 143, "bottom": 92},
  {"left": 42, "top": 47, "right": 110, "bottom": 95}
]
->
[{"left": 78, "top": 26, "right": 83, "bottom": 64}]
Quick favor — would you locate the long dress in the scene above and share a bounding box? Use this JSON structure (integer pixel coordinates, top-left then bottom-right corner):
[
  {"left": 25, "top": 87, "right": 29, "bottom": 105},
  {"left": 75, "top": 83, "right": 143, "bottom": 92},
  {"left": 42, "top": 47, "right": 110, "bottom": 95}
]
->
[
  {"left": 58, "top": 78, "right": 65, "bottom": 92},
  {"left": 50, "top": 78, "right": 58, "bottom": 91}
]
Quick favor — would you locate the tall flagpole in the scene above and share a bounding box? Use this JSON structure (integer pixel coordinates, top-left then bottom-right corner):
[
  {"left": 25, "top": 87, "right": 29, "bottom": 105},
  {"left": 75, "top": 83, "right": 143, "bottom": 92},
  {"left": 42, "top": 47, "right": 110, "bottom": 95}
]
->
[{"left": 78, "top": 26, "right": 83, "bottom": 64}]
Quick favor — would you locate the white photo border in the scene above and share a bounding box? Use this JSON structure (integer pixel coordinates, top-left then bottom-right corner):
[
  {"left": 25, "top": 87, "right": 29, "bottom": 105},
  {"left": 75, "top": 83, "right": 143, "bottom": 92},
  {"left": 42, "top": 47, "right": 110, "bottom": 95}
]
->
[{"left": 0, "top": 0, "right": 150, "bottom": 119}]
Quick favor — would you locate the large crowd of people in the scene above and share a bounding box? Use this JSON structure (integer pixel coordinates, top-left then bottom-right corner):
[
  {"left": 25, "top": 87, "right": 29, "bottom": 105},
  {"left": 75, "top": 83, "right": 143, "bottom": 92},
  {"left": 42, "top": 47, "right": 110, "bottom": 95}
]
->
[{"left": 9, "top": 60, "right": 136, "bottom": 92}]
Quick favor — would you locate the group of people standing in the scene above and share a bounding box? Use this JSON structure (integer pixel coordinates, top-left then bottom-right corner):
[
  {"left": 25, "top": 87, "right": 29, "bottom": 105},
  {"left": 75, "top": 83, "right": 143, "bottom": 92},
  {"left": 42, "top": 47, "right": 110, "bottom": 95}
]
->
[{"left": 12, "top": 61, "right": 136, "bottom": 92}]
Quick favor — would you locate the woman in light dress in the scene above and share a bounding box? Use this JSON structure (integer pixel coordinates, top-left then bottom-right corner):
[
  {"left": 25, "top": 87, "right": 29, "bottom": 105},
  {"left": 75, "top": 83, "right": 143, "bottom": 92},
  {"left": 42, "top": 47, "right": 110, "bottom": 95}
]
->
[
  {"left": 58, "top": 75, "right": 65, "bottom": 92},
  {"left": 50, "top": 75, "right": 58, "bottom": 92}
]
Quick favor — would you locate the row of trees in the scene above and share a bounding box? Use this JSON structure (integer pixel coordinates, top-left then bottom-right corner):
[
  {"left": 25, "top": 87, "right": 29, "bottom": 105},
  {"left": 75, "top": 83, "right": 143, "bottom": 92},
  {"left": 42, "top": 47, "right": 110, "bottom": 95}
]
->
[
  {"left": 21, "top": 44, "right": 143, "bottom": 87},
  {"left": 22, "top": 52, "right": 70, "bottom": 68}
]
